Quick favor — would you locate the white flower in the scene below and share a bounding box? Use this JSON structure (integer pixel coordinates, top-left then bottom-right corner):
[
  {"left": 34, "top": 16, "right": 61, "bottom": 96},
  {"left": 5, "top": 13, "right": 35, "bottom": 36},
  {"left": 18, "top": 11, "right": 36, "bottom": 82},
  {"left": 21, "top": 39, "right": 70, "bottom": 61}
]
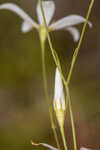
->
[
  {"left": 54, "top": 67, "right": 65, "bottom": 111},
  {"left": 0, "top": 1, "right": 92, "bottom": 42},
  {"left": 31, "top": 141, "right": 92, "bottom": 150}
]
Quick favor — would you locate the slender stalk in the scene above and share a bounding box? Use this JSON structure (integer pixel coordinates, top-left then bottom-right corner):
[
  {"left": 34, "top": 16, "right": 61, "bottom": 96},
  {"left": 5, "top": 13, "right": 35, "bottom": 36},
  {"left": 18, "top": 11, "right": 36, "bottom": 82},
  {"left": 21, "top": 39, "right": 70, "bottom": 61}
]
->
[
  {"left": 66, "top": 0, "right": 94, "bottom": 86},
  {"left": 49, "top": 106, "right": 61, "bottom": 150},
  {"left": 65, "top": 1, "right": 94, "bottom": 150},
  {"left": 41, "top": 41, "right": 49, "bottom": 104},
  {"left": 66, "top": 86, "right": 77, "bottom": 150},
  {"left": 60, "top": 126, "right": 68, "bottom": 150},
  {"left": 40, "top": 40, "right": 61, "bottom": 150}
]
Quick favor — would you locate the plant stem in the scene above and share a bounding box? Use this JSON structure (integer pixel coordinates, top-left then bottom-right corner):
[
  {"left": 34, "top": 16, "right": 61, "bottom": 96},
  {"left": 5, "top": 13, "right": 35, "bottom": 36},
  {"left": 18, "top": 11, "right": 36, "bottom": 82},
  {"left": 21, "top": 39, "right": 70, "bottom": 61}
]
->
[
  {"left": 60, "top": 126, "right": 68, "bottom": 150},
  {"left": 65, "top": 1, "right": 94, "bottom": 150},
  {"left": 66, "top": 86, "right": 77, "bottom": 150},
  {"left": 49, "top": 106, "right": 61, "bottom": 150},
  {"left": 41, "top": 41, "right": 49, "bottom": 104},
  {"left": 66, "top": 0, "right": 94, "bottom": 86},
  {"left": 40, "top": 40, "right": 61, "bottom": 150}
]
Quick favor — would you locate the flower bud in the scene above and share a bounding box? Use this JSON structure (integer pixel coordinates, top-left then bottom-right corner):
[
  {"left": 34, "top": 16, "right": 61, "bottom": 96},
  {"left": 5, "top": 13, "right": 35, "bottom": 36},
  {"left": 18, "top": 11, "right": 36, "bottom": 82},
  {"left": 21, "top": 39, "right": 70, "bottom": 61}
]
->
[{"left": 53, "top": 68, "right": 65, "bottom": 127}]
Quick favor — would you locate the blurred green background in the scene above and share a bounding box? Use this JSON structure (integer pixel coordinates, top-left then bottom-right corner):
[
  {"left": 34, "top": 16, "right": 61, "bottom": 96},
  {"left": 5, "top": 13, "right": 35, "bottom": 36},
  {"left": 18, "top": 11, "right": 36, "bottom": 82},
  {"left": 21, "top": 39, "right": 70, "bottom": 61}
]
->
[{"left": 0, "top": 0, "right": 100, "bottom": 150}]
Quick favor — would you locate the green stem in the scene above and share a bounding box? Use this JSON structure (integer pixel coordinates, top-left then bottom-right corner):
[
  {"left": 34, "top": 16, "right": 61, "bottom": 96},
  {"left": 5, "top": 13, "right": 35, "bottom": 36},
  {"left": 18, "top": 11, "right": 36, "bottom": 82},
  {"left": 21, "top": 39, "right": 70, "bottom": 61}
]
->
[
  {"left": 49, "top": 107, "right": 61, "bottom": 150},
  {"left": 66, "top": 86, "right": 77, "bottom": 150},
  {"left": 60, "top": 126, "right": 68, "bottom": 150},
  {"left": 66, "top": 0, "right": 94, "bottom": 86},
  {"left": 41, "top": 41, "right": 49, "bottom": 104},
  {"left": 40, "top": 40, "right": 61, "bottom": 150},
  {"left": 65, "top": 1, "right": 94, "bottom": 149}
]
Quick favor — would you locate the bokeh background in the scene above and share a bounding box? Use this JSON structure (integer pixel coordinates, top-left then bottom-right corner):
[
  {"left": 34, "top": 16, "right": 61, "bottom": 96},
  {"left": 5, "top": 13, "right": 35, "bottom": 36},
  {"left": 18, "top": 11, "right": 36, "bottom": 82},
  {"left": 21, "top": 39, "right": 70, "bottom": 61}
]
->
[{"left": 0, "top": 0, "right": 100, "bottom": 149}]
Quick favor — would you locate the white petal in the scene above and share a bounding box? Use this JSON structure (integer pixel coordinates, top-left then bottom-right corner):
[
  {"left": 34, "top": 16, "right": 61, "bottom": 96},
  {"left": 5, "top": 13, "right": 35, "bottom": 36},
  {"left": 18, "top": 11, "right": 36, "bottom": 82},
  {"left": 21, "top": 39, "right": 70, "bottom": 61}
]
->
[
  {"left": 21, "top": 21, "right": 33, "bottom": 33},
  {"left": 80, "top": 147, "right": 92, "bottom": 150},
  {"left": 0, "top": 3, "right": 38, "bottom": 29},
  {"left": 50, "top": 15, "right": 92, "bottom": 30},
  {"left": 40, "top": 143, "right": 58, "bottom": 150},
  {"left": 36, "top": 0, "right": 55, "bottom": 25},
  {"left": 31, "top": 141, "right": 57, "bottom": 150},
  {"left": 61, "top": 90, "right": 66, "bottom": 110},
  {"left": 66, "top": 27, "right": 80, "bottom": 42},
  {"left": 54, "top": 68, "right": 64, "bottom": 109}
]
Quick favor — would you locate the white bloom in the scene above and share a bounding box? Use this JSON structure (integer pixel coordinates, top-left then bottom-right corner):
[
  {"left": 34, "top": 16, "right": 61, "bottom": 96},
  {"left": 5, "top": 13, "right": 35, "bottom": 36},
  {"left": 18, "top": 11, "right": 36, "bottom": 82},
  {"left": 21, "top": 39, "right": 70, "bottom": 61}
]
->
[
  {"left": 0, "top": 1, "right": 92, "bottom": 42},
  {"left": 54, "top": 67, "right": 65, "bottom": 110}
]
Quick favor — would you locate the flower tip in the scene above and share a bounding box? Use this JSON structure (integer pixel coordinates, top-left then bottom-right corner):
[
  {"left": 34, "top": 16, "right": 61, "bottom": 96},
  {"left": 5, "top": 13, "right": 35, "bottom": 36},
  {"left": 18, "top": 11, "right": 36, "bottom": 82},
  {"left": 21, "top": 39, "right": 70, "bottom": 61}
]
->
[
  {"left": 0, "top": 3, "right": 7, "bottom": 9},
  {"left": 21, "top": 21, "right": 33, "bottom": 33},
  {"left": 31, "top": 140, "right": 40, "bottom": 146}
]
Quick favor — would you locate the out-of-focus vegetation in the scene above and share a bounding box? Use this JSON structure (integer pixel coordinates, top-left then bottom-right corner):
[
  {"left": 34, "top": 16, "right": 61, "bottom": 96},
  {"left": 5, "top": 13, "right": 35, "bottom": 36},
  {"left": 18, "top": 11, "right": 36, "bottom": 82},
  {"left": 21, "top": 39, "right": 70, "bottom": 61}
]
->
[{"left": 0, "top": 0, "right": 100, "bottom": 150}]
